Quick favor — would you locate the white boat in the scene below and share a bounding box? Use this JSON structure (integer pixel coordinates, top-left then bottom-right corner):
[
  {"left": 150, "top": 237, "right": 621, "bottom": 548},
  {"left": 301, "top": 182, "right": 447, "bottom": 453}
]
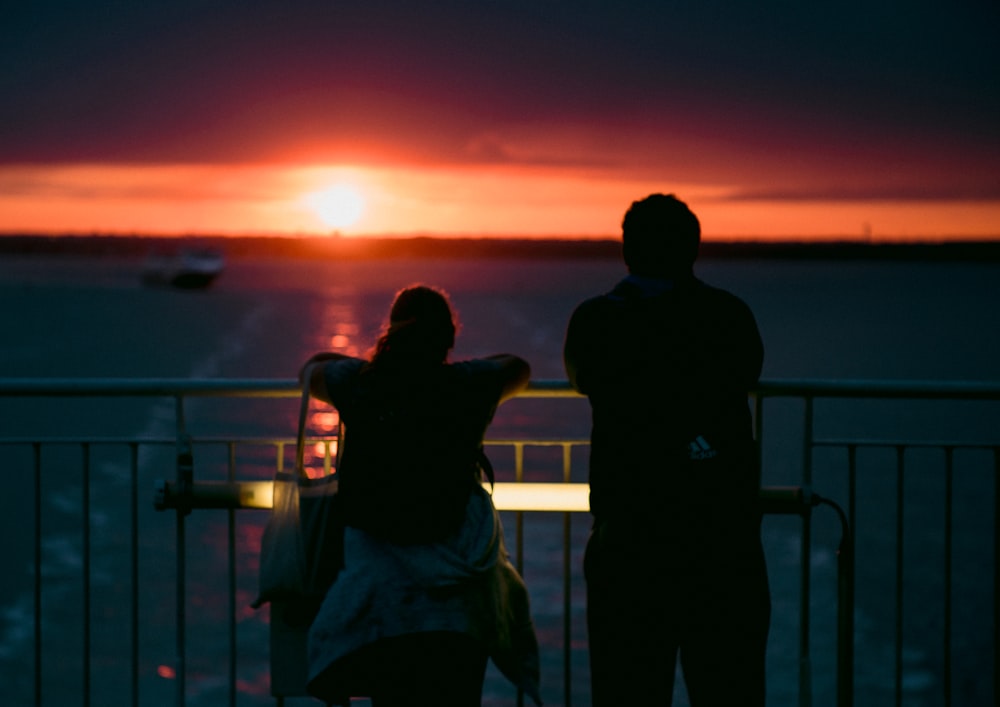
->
[{"left": 142, "top": 248, "right": 224, "bottom": 289}]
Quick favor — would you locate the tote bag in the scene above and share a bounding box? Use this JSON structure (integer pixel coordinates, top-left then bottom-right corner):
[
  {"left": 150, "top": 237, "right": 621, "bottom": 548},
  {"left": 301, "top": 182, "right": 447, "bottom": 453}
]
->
[
  {"left": 253, "top": 375, "right": 344, "bottom": 699},
  {"left": 253, "top": 378, "right": 342, "bottom": 612}
]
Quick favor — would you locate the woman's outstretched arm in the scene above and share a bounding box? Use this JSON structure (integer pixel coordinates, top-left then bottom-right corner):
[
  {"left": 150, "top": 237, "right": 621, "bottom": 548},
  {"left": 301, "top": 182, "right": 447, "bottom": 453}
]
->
[
  {"left": 299, "top": 352, "right": 352, "bottom": 403},
  {"left": 482, "top": 354, "right": 531, "bottom": 402}
]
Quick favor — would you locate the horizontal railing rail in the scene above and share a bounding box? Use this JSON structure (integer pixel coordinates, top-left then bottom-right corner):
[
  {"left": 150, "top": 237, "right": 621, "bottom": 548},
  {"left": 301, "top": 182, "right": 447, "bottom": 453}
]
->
[{"left": 5, "top": 376, "right": 1000, "bottom": 398}]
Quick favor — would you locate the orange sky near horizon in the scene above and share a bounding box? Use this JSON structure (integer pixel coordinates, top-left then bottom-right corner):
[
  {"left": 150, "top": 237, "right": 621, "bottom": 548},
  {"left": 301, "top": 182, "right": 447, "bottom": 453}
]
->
[
  {"left": 2, "top": 162, "right": 999, "bottom": 242},
  {"left": 3, "top": 5, "right": 998, "bottom": 243}
]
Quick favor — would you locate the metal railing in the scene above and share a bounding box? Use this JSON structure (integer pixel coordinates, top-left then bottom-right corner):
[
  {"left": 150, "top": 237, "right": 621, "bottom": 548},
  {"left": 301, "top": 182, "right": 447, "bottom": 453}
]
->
[
  {"left": 753, "top": 380, "right": 1000, "bottom": 707},
  {"left": 1, "top": 378, "right": 997, "bottom": 707}
]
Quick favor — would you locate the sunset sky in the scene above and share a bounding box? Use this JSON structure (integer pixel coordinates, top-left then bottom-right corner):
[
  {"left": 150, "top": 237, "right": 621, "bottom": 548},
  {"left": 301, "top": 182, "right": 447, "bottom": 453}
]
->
[{"left": 2, "top": 2, "right": 998, "bottom": 241}]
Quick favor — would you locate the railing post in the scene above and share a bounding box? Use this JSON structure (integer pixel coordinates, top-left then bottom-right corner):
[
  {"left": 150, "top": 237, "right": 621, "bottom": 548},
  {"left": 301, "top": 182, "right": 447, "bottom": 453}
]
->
[
  {"left": 514, "top": 443, "right": 525, "bottom": 573},
  {"left": 227, "top": 442, "right": 238, "bottom": 707},
  {"left": 994, "top": 447, "right": 1000, "bottom": 707},
  {"left": 82, "top": 442, "right": 91, "bottom": 707},
  {"left": 33, "top": 442, "right": 42, "bottom": 707},
  {"left": 837, "top": 532, "right": 855, "bottom": 707},
  {"left": 894, "top": 446, "right": 905, "bottom": 707},
  {"left": 800, "top": 396, "right": 814, "bottom": 707},
  {"left": 174, "top": 395, "right": 192, "bottom": 707},
  {"left": 514, "top": 441, "right": 525, "bottom": 707},
  {"left": 562, "top": 443, "right": 573, "bottom": 707},
  {"left": 130, "top": 442, "right": 141, "bottom": 707},
  {"left": 753, "top": 391, "right": 764, "bottom": 488},
  {"left": 943, "top": 446, "right": 954, "bottom": 707},
  {"left": 813, "top": 493, "right": 854, "bottom": 707},
  {"left": 842, "top": 446, "right": 857, "bottom": 707}
]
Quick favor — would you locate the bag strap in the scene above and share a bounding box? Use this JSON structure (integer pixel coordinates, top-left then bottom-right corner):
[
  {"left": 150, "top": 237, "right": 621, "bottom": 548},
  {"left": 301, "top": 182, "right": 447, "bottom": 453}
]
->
[
  {"left": 478, "top": 446, "right": 495, "bottom": 489},
  {"left": 294, "top": 364, "right": 315, "bottom": 479}
]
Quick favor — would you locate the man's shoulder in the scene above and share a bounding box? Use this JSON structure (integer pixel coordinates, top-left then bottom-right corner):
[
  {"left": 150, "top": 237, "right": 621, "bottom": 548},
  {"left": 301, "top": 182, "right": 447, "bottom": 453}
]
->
[
  {"left": 569, "top": 291, "right": 624, "bottom": 320},
  {"left": 692, "top": 280, "right": 756, "bottom": 316},
  {"left": 572, "top": 278, "right": 749, "bottom": 311},
  {"left": 691, "top": 278, "right": 741, "bottom": 298}
]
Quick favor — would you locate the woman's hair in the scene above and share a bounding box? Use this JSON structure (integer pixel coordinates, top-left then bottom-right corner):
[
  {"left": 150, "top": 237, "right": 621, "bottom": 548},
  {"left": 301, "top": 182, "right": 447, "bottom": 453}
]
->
[{"left": 370, "top": 285, "right": 457, "bottom": 367}]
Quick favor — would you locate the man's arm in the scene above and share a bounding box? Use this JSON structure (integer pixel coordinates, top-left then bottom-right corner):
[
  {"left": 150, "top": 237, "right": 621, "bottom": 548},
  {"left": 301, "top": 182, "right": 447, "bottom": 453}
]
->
[
  {"left": 563, "top": 301, "right": 597, "bottom": 394},
  {"left": 730, "top": 299, "right": 764, "bottom": 389}
]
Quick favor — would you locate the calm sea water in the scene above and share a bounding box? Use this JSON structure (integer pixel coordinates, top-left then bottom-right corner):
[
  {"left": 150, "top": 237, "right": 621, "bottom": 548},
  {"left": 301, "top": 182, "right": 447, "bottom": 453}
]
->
[{"left": 1, "top": 251, "right": 998, "bottom": 706}]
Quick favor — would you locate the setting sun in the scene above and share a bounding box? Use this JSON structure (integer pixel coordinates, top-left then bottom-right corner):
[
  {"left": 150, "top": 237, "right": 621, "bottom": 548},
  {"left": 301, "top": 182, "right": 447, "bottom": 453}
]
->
[{"left": 303, "top": 184, "right": 365, "bottom": 229}]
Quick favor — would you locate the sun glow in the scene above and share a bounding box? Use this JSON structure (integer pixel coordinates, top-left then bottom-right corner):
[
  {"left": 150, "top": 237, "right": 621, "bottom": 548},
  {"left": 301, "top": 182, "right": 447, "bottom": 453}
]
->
[
  {"left": 1, "top": 163, "right": 998, "bottom": 239},
  {"left": 303, "top": 183, "right": 365, "bottom": 229}
]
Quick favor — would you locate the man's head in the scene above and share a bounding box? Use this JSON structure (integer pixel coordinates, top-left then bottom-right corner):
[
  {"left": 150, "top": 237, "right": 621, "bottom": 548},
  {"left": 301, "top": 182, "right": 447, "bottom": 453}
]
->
[{"left": 621, "top": 194, "right": 700, "bottom": 277}]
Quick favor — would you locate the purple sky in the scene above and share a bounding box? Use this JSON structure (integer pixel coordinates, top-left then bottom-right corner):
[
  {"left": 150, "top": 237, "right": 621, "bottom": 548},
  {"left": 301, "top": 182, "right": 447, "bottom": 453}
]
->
[{"left": 2, "top": 1, "right": 998, "bottom": 236}]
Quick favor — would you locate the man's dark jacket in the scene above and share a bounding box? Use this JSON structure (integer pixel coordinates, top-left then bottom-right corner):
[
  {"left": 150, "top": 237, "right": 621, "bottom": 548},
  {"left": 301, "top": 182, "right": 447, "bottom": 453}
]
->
[{"left": 564, "top": 274, "right": 764, "bottom": 544}]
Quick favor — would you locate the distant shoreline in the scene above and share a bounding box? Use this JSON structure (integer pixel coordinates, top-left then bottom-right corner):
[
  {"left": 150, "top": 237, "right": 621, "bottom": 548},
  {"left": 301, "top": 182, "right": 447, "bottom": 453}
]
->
[{"left": 3, "top": 233, "right": 1000, "bottom": 261}]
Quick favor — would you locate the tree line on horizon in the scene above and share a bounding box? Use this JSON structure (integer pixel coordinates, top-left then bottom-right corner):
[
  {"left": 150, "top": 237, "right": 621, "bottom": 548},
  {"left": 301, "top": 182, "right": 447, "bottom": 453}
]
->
[{"left": 2, "top": 233, "right": 999, "bottom": 261}]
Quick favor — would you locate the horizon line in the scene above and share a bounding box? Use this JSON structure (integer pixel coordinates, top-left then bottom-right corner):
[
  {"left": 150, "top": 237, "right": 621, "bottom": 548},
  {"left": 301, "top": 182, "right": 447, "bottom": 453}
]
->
[{"left": 3, "top": 230, "right": 1000, "bottom": 245}]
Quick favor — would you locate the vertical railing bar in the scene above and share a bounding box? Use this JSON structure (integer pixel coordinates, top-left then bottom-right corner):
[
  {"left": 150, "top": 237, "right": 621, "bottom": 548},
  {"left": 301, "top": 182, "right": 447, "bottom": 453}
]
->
[
  {"left": 802, "top": 396, "right": 814, "bottom": 487},
  {"left": 845, "top": 441, "right": 858, "bottom": 707},
  {"left": 514, "top": 443, "right": 525, "bottom": 573},
  {"left": 943, "top": 446, "right": 954, "bottom": 707},
  {"left": 847, "top": 446, "right": 857, "bottom": 562},
  {"left": 562, "top": 443, "right": 573, "bottom": 707},
  {"left": 801, "top": 512, "right": 813, "bottom": 707},
  {"left": 82, "top": 442, "right": 91, "bottom": 707},
  {"left": 994, "top": 447, "right": 1000, "bottom": 707},
  {"left": 175, "top": 395, "right": 187, "bottom": 707},
  {"left": 275, "top": 439, "right": 285, "bottom": 707},
  {"left": 130, "top": 442, "right": 141, "bottom": 707},
  {"left": 842, "top": 445, "right": 857, "bottom": 707},
  {"left": 227, "top": 442, "right": 238, "bottom": 707},
  {"left": 322, "top": 414, "right": 334, "bottom": 475},
  {"left": 894, "top": 445, "right": 905, "bottom": 707},
  {"left": 800, "top": 395, "right": 814, "bottom": 707},
  {"left": 753, "top": 392, "right": 764, "bottom": 487},
  {"left": 33, "top": 441, "right": 42, "bottom": 707},
  {"left": 514, "top": 442, "right": 525, "bottom": 707}
]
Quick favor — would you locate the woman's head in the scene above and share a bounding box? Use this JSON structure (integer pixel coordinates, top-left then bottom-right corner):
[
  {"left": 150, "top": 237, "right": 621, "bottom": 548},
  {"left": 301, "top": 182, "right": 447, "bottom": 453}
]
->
[{"left": 372, "top": 285, "right": 457, "bottom": 366}]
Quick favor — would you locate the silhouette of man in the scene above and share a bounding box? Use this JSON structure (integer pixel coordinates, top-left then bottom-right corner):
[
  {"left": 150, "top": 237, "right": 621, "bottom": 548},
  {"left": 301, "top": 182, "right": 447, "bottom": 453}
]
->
[{"left": 564, "top": 194, "right": 770, "bottom": 706}]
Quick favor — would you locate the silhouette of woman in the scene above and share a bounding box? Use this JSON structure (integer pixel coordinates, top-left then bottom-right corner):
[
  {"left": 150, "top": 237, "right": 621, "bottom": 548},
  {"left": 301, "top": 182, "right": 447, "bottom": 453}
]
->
[{"left": 303, "top": 285, "right": 541, "bottom": 707}]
